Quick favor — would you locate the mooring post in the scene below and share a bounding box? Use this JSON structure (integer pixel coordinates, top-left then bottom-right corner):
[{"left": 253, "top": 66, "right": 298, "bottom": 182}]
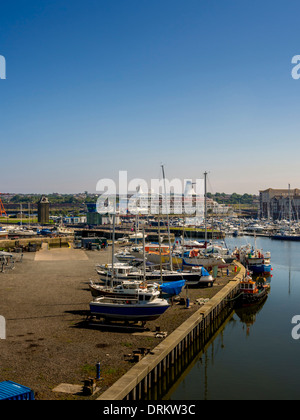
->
[{"left": 96, "top": 362, "right": 101, "bottom": 380}]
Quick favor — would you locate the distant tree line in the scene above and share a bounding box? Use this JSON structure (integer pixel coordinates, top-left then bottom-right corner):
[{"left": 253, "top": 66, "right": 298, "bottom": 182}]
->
[
  {"left": 206, "top": 192, "right": 257, "bottom": 205},
  {"left": 4, "top": 192, "right": 257, "bottom": 206},
  {"left": 4, "top": 193, "right": 98, "bottom": 204}
]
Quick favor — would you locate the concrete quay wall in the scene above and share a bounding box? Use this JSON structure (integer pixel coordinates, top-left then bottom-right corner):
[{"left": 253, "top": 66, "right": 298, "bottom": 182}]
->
[
  {"left": 0, "top": 236, "right": 74, "bottom": 250},
  {"left": 97, "top": 263, "right": 246, "bottom": 401}
]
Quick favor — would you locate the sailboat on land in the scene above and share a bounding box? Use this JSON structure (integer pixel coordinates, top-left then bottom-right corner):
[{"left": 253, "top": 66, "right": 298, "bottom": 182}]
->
[{"left": 89, "top": 215, "right": 170, "bottom": 321}]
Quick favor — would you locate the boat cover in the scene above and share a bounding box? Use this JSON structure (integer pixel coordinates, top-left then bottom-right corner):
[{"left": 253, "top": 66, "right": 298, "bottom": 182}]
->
[
  {"left": 200, "top": 267, "right": 210, "bottom": 276},
  {"left": 160, "top": 280, "right": 185, "bottom": 296}
]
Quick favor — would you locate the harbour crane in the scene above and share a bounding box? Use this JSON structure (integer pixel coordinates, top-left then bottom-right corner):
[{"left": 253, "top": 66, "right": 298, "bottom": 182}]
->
[{"left": 0, "top": 193, "right": 8, "bottom": 217}]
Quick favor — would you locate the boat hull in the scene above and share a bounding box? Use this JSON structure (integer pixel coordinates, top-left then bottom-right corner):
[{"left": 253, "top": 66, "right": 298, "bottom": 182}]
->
[
  {"left": 249, "top": 264, "right": 272, "bottom": 274},
  {"left": 271, "top": 235, "right": 300, "bottom": 241},
  {"left": 97, "top": 270, "right": 203, "bottom": 282},
  {"left": 89, "top": 299, "right": 170, "bottom": 321},
  {"left": 238, "top": 288, "right": 269, "bottom": 307}
]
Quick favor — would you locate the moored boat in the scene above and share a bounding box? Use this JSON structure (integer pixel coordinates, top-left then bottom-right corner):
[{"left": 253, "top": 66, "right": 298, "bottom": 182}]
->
[
  {"left": 237, "top": 274, "right": 270, "bottom": 306},
  {"left": 233, "top": 244, "right": 272, "bottom": 275}
]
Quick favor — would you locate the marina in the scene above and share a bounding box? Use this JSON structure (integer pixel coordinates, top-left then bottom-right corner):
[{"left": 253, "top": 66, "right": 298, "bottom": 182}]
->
[
  {"left": 1, "top": 0, "right": 300, "bottom": 407},
  {"left": 1, "top": 196, "right": 300, "bottom": 402},
  {"left": 0, "top": 224, "right": 242, "bottom": 400}
]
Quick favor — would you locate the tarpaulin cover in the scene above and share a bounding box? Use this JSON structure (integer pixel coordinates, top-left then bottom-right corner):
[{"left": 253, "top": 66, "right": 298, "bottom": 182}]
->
[{"left": 160, "top": 280, "right": 185, "bottom": 296}]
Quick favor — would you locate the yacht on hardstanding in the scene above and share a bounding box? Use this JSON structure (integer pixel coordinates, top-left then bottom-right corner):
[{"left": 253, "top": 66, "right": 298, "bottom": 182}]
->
[{"left": 89, "top": 214, "right": 170, "bottom": 322}]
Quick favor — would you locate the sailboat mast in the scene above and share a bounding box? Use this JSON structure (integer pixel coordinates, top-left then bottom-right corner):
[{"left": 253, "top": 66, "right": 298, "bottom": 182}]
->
[
  {"left": 289, "top": 183, "right": 291, "bottom": 235},
  {"left": 142, "top": 226, "right": 146, "bottom": 285},
  {"left": 158, "top": 216, "right": 163, "bottom": 282},
  {"left": 204, "top": 171, "right": 208, "bottom": 243},
  {"left": 111, "top": 212, "right": 116, "bottom": 288},
  {"left": 161, "top": 164, "right": 173, "bottom": 271}
]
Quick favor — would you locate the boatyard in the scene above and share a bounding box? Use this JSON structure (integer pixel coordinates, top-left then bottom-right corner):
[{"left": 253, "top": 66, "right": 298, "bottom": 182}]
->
[{"left": 0, "top": 236, "right": 241, "bottom": 400}]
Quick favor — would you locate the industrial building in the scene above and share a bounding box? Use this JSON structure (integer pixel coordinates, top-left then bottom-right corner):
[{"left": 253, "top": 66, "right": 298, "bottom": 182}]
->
[{"left": 37, "top": 196, "right": 50, "bottom": 224}]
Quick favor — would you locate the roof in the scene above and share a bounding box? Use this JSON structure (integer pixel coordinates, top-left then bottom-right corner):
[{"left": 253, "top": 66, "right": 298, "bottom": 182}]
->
[
  {"left": 0, "top": 381, "right": 34, "bottom": 400},
  {"left": 38, "top": 195, "right": 49, "bottom": 204},
  {"left": 260, "top": 188, "right": 300, "bottom": 198}
]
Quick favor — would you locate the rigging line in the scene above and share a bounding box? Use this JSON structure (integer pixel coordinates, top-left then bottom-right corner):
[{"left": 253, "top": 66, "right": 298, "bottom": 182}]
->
[{"left": 224, "top": 292, "right": 244, "bottom": 302}]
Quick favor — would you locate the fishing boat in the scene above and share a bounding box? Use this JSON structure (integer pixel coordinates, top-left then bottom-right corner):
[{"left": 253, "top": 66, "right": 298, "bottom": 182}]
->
[
  {"left": 237, "top": 274, "right": 270, "bottom": 306},
  {"left": 233, "top": 244, "right": 272, "bottom": 275}
]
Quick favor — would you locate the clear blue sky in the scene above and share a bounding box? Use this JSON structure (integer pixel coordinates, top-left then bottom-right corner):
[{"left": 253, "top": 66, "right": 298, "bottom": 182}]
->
[{"left": 1, "top": 0, "right": 300, "bottom": 194}]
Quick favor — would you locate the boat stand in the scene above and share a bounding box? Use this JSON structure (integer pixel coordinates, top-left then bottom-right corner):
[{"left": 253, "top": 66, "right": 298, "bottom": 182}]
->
[{"left": 85, "top": 315, "right": 148, "bottom": 331}]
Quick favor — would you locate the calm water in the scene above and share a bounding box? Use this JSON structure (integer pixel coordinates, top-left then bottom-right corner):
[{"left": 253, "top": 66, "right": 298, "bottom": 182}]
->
[{"left": 166, "top": 236, "right": 300, "bottom": 400}]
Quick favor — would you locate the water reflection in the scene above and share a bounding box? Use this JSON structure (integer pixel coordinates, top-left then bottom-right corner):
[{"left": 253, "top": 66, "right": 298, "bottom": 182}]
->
[
  {"left": 164, "top": 237, "right": 300, "bottom": 400},
  {"left": 235, "top": 298, "right": 268, "bottom": 337}
]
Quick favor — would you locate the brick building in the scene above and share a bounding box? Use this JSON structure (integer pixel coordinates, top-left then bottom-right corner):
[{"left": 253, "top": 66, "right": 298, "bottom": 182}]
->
[{"left": 259, "top": 188, "right": 300, "bottom": 220}]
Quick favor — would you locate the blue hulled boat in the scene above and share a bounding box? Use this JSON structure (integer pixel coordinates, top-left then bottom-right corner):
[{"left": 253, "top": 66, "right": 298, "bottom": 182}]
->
[
  {"left": 248, "top": 263, "right": 272, "bottom": 275},
  {"left": 89, "top": 294, "right": 170, "bottom": 321},
  {"left": 233, "top": 244, "right": 272, "bottom": 276}
]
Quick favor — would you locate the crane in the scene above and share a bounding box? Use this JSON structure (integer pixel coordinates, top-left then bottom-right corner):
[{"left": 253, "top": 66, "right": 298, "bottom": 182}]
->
[{"left": 0, "top": 193, "right": 8, "bottom": 217}]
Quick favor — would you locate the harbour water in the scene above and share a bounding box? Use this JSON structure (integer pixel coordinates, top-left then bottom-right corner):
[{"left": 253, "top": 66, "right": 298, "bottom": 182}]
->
[{"left": 164, "top": 236, "right": 300, "bottom": 400}]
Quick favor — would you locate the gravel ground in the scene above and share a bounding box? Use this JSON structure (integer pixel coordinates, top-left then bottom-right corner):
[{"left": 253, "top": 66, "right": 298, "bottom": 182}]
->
[{"left": 0, "top": 244, "right": 236, "bottom": 400}]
